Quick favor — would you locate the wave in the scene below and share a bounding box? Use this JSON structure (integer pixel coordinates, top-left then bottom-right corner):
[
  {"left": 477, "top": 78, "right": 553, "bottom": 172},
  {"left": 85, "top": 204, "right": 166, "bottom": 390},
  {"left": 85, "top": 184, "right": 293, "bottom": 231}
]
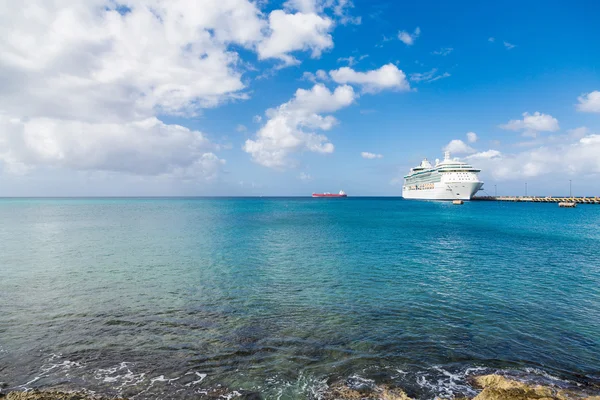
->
[{"left": 5, "top": 353, "right": 599, "bottom": 400}]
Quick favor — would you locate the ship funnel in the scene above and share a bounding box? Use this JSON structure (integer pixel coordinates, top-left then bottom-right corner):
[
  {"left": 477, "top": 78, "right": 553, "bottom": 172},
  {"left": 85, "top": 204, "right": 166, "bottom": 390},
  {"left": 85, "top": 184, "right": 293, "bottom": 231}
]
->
[
  {"left": 435, "top": 158, "right": 440, "bottom": 165},
  {"left": 444, "top": 151, "right": 450, "bottom": 161}
]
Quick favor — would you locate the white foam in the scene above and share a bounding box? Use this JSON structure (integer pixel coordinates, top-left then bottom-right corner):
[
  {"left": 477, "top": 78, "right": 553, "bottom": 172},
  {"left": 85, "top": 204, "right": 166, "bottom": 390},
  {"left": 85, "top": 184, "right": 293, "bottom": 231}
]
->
[
  {"left": 149, "top": 375, "right": 181, "bottom": 385},
  {"left": 413, "top": 365, "right": 486, "bottom": 399},
  {"left": 94, "top": 362, "right": 146, "bottom": 388},
  {"left": 522, "top": 367, "right": 571, "bottom": 385},
  {"left": 184, "top": 372, "right": 207, "bottom": 387},
  {"left": 19, "top": 354, "right": 84, "bottom": 390}
]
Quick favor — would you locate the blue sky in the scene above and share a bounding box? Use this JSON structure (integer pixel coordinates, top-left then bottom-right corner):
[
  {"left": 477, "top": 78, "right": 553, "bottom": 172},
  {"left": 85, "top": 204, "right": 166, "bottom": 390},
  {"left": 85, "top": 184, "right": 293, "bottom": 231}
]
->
[{"left": 1, "top": 0, "right": 599, "bottom": 196}]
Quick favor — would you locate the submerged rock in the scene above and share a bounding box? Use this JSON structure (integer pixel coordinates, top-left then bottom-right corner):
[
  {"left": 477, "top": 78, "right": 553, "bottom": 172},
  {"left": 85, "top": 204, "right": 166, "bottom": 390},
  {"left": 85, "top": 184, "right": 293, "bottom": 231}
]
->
[
  {"left": 1, "top": 390, "right": 127, "bottom": 400},
  {"left": 471, "top": 374, "right": 600, "bottom": 400},
  {"left": 322, "top": 380, "right": 412, "bottom": 400},
  {"left": 0, "top": 387, "right": 262, "bottom": 400}
]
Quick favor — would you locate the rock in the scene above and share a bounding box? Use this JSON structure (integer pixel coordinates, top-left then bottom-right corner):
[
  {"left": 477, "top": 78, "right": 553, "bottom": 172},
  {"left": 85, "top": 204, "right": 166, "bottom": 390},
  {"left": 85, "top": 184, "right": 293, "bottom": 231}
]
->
[
  {"left": 239, "top": 391, "right": 262, "bottom": 400},
  {"left": 3, "top": 391, "right": 127, "bottom": 400},
  {"left": 471, "top": 374, "right": 600, "bottom": 400},
  {"left": 322, "top": 381, "right": 412, "bottom": 400}
]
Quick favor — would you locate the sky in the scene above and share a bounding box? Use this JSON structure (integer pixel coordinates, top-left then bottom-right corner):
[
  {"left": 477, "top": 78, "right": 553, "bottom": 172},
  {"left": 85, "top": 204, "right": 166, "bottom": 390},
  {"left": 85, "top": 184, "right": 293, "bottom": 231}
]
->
[{"left": 1, "top": 0, "right": 599, "bottom": 196}]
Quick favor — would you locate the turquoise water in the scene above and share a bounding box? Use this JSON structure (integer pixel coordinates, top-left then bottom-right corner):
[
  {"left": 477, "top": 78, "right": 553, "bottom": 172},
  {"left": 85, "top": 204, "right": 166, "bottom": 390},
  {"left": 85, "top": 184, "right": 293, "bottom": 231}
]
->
[{"left": 0, "top": 198, "right": 599, "bottom": 399}]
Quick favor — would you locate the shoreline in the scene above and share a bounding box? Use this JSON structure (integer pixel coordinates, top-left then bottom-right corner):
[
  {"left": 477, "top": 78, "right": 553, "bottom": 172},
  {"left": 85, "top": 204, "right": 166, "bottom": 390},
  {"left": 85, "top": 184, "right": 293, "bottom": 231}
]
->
[{"left": 3, "top": 374, "right": 600, "bottom": 400}]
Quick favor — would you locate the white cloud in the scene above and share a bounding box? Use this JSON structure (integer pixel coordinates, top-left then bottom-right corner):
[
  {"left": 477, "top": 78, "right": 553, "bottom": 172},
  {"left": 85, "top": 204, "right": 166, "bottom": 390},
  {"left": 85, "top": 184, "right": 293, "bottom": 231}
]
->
[
  {"left": 0, "top": 0, "right": 357, "bottom": 184},
  {"left": 503, "top": 41, "right": 516, "bottom": 50},
  {"left": 334, "top": 0, "right": 358, "bottom": 22},
  {"left": 567, "top": 126, "right": 590, "bottom": 138},
  {"left": 316, "top": 70, "right": 329, "bottom": 80},
  {"left": 284, "top": 0, "right": 320, "bottom": 13},
  {"left": 243, "top": 84, "right": 356, "bottom": 168},
  {"left": 466, "top": 133, "right": 600, "bottom": 181},
  {"left": 443, "top": 140, "right": 476, "bottom": 154},
  {"left": 0, "top": 0, "right": 282, "bottom": 180},
  {"left": 466, "top": 150, "right": 501, "bottom": 160},
  {"left": 398, "top": 27, "right": 421, "bottom": 46},
  {"left": 298, "top": 172, "right": 313, "bottom": 181},
  {"left": 302, "top": 69, "right": 329, "bottom": 83},
  {"left": 236, "top": 124, "right": 247, "bottom": 132},
  {"left": 253, "top": 115, "right": 263, "bottom": 123},
  {"left": 467, "top": 132, "right": 478, "bottom": 143},
  {"left": 329, "top": 63, "right": 410, "bottom": 93},
  {"left": 257, "top": 10, "right": 333, "bottom": 65},
  {"left": 500, "top": 112, "right": 559, "bottom": 137},
  {"left": 283, "top": 0, "right": 361, "bottom": 24},
  {"left": 337, "top": 55, "right": 366, "bottom": 66},
  {"left": 0, "top": 116, "right": 225, "bottom": 179},
  {"left": 576, "top": 91, "right": 600, "bottom": 113},
  {"left": 488, "top": 37, "right": 495, "bottom": 42},
  {"left": 361, "top": 152, "right": 383, "bottom": 159},
  {"left": 432, "top": 47, "right": 453, "bottom": 56},
  {"left": 338, "top": 55, "right": 369, "bottom": 66},
  {"left": 0, "top": 0, "right": 267, "bottom": 123},
  {"left": 409, "top": 68, "right": 451, "bottom": 83}
]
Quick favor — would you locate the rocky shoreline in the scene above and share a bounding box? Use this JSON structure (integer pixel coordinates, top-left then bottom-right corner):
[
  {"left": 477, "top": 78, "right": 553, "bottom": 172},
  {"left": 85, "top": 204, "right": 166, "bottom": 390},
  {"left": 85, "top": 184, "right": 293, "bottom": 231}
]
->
[{"left": 2, "top": 375, "right": 599, "bottom": 400}]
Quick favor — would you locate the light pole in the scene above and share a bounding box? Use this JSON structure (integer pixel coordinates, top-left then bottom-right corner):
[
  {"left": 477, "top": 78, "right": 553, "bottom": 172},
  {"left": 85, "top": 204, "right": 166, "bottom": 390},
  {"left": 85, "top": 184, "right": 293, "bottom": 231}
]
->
[
  {"left": 494, "top": 184, "right": 497, "bottom": 197},
  {"left": 569, "top": 180, "right": 572, "bottom": 198},
  {"left": 525, "top": 182, "right": 528, "bottom": 197}
]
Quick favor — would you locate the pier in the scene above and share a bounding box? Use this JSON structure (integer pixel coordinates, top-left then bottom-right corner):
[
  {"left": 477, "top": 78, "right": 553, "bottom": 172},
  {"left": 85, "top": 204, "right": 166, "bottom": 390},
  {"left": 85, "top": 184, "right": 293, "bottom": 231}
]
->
[{"left": 472, "top": 196, "right": 600, "bottom": 204}]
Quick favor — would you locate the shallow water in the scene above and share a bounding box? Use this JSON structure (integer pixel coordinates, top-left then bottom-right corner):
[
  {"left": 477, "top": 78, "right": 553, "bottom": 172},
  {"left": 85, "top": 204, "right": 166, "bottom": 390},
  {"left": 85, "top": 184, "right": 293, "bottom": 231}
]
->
[{"left": 1, "top": 198, "right": 599, "bottom": 399}]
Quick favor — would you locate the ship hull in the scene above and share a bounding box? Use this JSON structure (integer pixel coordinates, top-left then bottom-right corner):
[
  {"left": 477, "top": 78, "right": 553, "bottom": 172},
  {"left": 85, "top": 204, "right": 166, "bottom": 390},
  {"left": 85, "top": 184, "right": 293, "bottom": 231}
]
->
[
  {"left": 402, "top": 182, "right": 483, "bottom": 200},
  {"left": 312, "top": 194, "right": 347, "bottom": 198}
]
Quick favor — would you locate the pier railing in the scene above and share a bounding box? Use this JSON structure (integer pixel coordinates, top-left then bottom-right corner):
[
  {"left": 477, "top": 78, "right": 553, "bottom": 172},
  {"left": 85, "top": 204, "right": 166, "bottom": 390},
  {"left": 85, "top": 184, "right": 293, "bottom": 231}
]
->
[{"left": 472, "top": 196, "right": 600, "bottom": 204}]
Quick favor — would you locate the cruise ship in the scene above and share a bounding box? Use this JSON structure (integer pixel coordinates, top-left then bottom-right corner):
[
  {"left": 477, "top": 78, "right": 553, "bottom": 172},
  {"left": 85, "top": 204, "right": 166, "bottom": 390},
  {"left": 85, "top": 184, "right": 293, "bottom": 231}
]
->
[{"left": 402, "top": 152, "right": 484, "bottom": 200}]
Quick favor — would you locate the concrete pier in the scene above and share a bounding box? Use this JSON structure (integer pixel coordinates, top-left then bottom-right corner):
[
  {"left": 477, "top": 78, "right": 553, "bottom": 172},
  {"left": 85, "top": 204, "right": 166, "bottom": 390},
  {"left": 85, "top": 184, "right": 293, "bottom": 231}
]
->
[{"left": 472, "top": 196, "right": 600, "bottom": 204}]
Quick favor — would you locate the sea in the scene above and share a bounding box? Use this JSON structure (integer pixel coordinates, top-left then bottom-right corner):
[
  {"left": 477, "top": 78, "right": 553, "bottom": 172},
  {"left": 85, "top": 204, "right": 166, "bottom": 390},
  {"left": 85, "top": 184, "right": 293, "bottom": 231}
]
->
[{"left": 1, "top": 197, "right": 599, "bottom": 399}]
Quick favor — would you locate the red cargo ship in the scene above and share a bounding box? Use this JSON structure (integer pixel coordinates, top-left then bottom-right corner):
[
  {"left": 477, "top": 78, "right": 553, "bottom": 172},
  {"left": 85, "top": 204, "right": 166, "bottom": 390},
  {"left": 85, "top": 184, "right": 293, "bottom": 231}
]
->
[{"left": 312, "top": 190, "right": 347, "bottom": 198}]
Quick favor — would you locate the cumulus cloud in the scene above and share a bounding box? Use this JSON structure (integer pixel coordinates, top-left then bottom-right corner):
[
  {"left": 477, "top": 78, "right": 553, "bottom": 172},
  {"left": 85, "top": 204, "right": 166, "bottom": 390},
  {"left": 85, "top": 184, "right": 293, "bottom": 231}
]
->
[
  {"left": 361, "top": 152, "right": 383, "bottom": 159},
  {"left": 0, "top": 0, "right": 345, "bottom": 123},
  {"left": 329, "top": 63, "right": 410, "bottom": 93},
  {"left": 443, "top": 139, "right": 476, "bottom": 154},
  {"left": 284, "top": 0, "right": 320, "bottom": 13},
  {"left": 0, "top": 0, "right": 265, "bottom": 123},
  {"left": 257, "top": 10, "right": 334, "bottom": 65},
  {"left": 467, "top": 132, "right": 478, "bottom": 143},
  {"left": 398, "top": 27, "right": 421, "bottom": 46},
  {"left": 332, "top": 0, "right": 362, "bottom": 25},
  {"left": 302, "top": 69, "right": 329, "bottom": 83},
  {"left": 466, "top": 133, "right": 600, "bottom": 181},
  {"left": 500, "top": 112, "right": 559, "bottom": 137},
  {"left": 567, "top": 126, "right": 590, "bottom": 138},
  {"left": 284, "top": 0, "right": 361, "bottom": 24},
  {"left": 0, "top": 116, "right": 225, "bottom": 179},
  {"left": 409, "top": 68, "right": 451, "bottom": 83},
  {"left": 243, "top": 84, "right": 356, "bottom": 168},
  {"left": 0, "top": 0, "right": 357, "bottom": 183},
  {"left": 576, "top": 91, "right": 600, "bottom": 113},
  {"left": 466, "top": 150, "right": 501, "bottom": 160}
]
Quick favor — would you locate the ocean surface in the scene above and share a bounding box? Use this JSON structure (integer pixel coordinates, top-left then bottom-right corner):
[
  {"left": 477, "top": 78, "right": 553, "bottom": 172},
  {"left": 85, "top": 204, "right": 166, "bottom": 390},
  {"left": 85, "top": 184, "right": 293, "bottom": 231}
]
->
[{"left": 1, "top": 197, "right": 599, "bottom": 399}]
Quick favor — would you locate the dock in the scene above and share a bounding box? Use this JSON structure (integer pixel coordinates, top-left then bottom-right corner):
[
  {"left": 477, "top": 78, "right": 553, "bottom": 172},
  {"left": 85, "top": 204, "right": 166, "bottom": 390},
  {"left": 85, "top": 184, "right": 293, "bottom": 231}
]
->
[{"left": 472, "top": 196, "right": 600, "bottom": 204}]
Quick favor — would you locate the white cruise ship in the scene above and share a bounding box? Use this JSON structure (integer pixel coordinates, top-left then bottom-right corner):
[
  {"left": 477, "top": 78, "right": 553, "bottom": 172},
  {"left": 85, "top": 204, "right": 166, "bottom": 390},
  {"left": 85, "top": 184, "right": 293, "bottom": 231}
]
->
[{"left": 402, "top": 151, "right": 484, "bottom": 200}]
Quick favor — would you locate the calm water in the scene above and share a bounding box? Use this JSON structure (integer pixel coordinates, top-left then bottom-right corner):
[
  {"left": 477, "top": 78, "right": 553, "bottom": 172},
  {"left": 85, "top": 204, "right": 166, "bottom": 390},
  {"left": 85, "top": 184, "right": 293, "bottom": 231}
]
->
[{"left": 1, "top": 198, "right": 599, "bottom": 399}]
